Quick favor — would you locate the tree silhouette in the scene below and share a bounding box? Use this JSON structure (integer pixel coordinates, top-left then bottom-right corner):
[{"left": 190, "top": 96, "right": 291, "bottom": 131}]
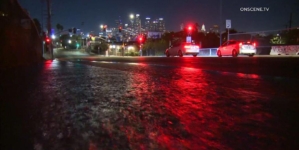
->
[
  {"left": 193, "top": 22, "right": 199, "bottom": 33},
  {"left": 56, "top": 23, "right": 64, "bottom": 32},
  {"left": 221, "top": 28, "right": 238, "bottom": 43}
]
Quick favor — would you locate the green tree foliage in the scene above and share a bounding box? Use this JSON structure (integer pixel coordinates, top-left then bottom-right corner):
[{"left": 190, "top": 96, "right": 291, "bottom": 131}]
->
[
  {"left": 92, "top": 42, "right": 109, "bottom": 54},
  {"left": 142, "top": 38, "right": 169, "bottom": 55},
  {"left": 270, "top": 29, "right": 299, "bottom": 45},
  {"left": 58, "top": 34, "right": 84, "bottom": 49},
  {"left": 161, "top": 31, "right": 175, "bottom": 42},
  {"left": 221, "top": 29, "right": 238, "bottom": 43},
  {"left": 143, "top": 30, "right": 220, "bottom": 55},
  {"left": 270, "top": 34, "right": 286, "bottom": 44},
  {"left": 202, "top": 32, "right": 220, "bottom": 48},
  {"left": 59, "top": 34, "right": 70, "bottom": 48}
]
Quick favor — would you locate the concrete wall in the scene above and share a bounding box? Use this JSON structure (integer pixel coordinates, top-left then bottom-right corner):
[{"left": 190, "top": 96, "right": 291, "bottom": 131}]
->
[
  {"left": 270, "top": 45, "right": 299, "bottom": 55},
  {"left": 0, "top": 0, "right": 43, "bottom": 67}
]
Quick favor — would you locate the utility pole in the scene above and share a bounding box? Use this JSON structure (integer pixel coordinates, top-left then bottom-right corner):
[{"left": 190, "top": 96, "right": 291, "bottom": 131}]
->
[
  {"left": 41, "top": 0, "right": 44, "bottom": 55},
  {"left": 41, "top": 0, "right": 44, "bottom": 33},
  {"left": 219, "top": 0, "right": 222, "bottom": 46},
  {"left": 81, "top": 21, "right": 84, "bottom": 47},
  {"left": 46, "top": 0, "right": 53, "bottom": 59}
]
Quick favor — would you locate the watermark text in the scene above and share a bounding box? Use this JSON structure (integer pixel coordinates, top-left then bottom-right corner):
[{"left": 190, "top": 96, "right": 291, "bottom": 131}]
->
[{"left": 240, "top": 7, "right": 270, "bottom": 12}]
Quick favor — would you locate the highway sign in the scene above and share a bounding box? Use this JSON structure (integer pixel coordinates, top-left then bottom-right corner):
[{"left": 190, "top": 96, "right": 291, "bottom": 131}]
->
[{"left": 226, "top": 20, "right": 231, "bottom": 29}]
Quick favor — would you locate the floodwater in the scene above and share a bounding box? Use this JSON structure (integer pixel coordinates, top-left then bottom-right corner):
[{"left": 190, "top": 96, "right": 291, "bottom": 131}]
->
[{"left": 1, "top": 59, "right": 299, "bottom": 150}]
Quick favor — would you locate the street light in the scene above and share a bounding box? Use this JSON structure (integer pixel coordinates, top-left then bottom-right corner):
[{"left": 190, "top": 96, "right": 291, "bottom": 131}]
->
[
  {"left": 130, "top": 14, "right": 134, "bottom": 19},
  {"left": 51, "top": 34, "right": 56, "bottom": 39}
]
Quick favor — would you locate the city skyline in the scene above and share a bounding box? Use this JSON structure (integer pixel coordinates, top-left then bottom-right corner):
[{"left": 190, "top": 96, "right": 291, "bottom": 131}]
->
[{"left": 19, "top": 0, "right": 299, "bottom": 33}]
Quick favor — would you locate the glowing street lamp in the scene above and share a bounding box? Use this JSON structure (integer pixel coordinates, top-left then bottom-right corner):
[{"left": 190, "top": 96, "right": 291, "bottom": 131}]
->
[{"left": 130, "top": 14, "right": 134, "bottom": 19}]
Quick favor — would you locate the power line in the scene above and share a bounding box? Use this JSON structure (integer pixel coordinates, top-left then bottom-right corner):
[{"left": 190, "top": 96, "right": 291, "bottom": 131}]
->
[{"left": 229, "top": 27, "right": 299, "bottom": 35}]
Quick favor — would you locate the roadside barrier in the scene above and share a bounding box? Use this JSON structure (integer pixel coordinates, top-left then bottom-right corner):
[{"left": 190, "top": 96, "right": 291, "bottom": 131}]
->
[{"left": 270, "top": 45, "right": 299, "bottom": 55}]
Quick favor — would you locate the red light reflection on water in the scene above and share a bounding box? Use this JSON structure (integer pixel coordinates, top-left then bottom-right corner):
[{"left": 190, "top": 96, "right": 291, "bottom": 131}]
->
[
  {"left": 120, "top": 66, "right": 229, "bottom": 149},
  {"left": 236, "top": 72, "right": 260, "bottom": 79},
  {"left": 43, "top": 59, "right": 65, "bottom": 71},
  {"left": 44, "top": 60, "right": 54, "bottom": 70},
  {"left": 33, "top": 61, "right": 275, "bottom": 149}
]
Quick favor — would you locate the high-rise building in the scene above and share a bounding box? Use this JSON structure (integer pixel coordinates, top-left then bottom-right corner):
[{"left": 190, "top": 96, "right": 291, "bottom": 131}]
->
[
  {"left": 157, "top": 18, "right": 165, "bottom": 32},
  {"left": 146, "top": 18, "right": 165, "bottom": 32},
  {"left": 115, "top": 16, "right": 122, "bottom": 28},
  {"left": 134, "top": 14, "right": 141, "bottom": 34},
  {"left": 201, "top": 24, "right": 206, "bottom": 32},
  {"left": 129, "top": 14, "right": 134, "bottom": 29},
  {"left": 144, "top": 17, "right": 151, "bottom": 31}
]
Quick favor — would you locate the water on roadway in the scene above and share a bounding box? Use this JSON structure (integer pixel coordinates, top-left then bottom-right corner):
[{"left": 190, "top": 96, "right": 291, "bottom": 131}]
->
[{"left": 1, "top": 57, "right": 299, "bottom": 150}]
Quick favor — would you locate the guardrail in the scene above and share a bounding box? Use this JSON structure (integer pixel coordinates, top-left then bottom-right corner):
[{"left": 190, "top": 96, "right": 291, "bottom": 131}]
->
[
  {"left": 270, "top": 45, "right": 299, "bottom": 55},
  {"left": 199, "top": 48, "right": 218, "bottom": 56}
]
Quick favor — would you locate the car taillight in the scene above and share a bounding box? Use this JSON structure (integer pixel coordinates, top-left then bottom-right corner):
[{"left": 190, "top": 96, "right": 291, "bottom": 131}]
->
[
  {"left": 184, "top": 45, "right": 190, "bottom": 49},
  {"left": 253, "top": 42, "right": 256, "bottom": 47},
  {"left": 239, "top": 42, "right": 242, "bottom": 46}
]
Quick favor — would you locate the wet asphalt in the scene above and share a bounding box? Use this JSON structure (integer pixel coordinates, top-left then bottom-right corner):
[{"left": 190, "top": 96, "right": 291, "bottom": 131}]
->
[{"left": 1, "top": 55, "right": 299, "bottom": 150}]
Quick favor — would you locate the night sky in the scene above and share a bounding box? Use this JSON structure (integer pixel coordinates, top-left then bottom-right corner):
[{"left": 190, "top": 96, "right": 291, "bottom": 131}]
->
[{"left": 19, "top": 0, "right": 299, "bottom": 33}]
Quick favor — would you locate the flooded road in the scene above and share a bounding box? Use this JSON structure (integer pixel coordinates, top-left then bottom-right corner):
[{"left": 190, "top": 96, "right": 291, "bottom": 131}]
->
[{"left": 1, "top": 57, "right": 299, "bottom": 150}]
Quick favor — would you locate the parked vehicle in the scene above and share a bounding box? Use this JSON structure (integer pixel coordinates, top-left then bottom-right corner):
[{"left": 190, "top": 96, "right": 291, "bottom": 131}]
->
[
  {"left": 165, "top": 42, "right": 200, "bottom": 57},
  {"left": 217, "top": 40, "right": 257, "bottom": 57}
]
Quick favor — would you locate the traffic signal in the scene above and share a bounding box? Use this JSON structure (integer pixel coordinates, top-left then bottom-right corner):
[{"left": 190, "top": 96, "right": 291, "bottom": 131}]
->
[
  {"left": 45, "top": 37, "right": 51, "bottom": 44},
  {"left": 138, "top": 36, "right": 143, "bottom": 43},
  {"left": 186, "top": 25, "right": 194, "bottom": 36},
  {"left": 118, "top": 26, "right": 122, "bottom": 32}
]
